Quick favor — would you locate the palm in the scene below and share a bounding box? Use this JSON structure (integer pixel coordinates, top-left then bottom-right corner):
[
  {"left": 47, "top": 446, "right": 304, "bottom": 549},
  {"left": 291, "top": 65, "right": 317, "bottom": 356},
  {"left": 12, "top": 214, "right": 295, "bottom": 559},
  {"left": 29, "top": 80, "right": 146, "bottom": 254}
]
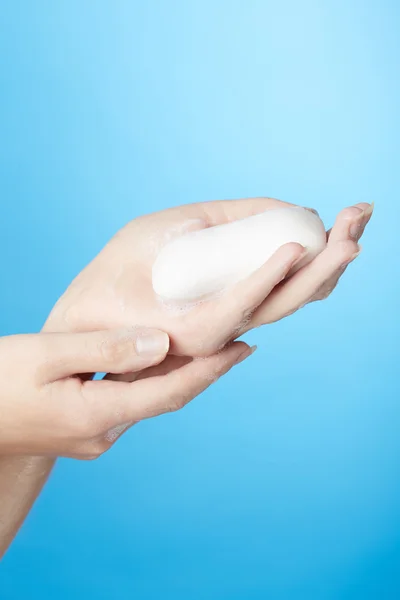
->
[{"left": 45, "top": 197, "right": 371, "bottom": 356}]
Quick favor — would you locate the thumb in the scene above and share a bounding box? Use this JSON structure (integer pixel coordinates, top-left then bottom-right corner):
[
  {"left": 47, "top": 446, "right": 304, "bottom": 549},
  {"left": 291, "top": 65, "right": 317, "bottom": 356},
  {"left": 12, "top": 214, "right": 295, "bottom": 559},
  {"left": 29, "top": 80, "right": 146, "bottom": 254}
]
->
[{"left": 39, "top": 327, "right": 170, "bottom": 383}]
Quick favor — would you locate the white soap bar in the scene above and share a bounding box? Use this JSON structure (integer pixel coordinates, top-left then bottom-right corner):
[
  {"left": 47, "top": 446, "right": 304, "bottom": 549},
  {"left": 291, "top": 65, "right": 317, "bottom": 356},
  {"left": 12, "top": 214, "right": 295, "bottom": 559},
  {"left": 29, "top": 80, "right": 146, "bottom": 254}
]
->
[{"left": 152, "top": 207, "right": 326, "bottom": 303}]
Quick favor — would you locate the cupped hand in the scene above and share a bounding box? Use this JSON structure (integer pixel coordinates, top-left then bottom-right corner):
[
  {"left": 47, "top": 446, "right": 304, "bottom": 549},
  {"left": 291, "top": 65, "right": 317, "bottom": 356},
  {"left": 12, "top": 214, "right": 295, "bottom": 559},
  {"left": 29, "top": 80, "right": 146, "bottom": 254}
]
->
[
  {"left": 0, "top": 328, "right": 252, "bottom": 459},
  {"left": 45, "top": 198, "right": 373, "bottom": 355}
]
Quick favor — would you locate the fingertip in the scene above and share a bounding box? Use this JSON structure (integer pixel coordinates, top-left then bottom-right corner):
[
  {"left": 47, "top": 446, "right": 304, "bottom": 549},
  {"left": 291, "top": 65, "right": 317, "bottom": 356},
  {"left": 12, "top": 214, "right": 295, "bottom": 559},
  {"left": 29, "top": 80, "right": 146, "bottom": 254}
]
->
[
  {"left": 217, "top": 340, "right": 256, "bottom": 368},
  {"left": 271, "top": 243, "right": 308, "bottom": 278},
  {"left": 304, "top": 207, "right": 320, "bottom": 216},
  {"left": 92, "top": 327, "right": 170, "bottom": 375},
  {"left": 353, "top": 201, "right": 374, "bottom": 215},
  {"left": 262, "top": 243, "right": 307, "bottom": 276},
  {"left": 279, "top": 241, "right": 306, "bottom": 260},
  {"left": 340, "top": 206, "right": 365, "bottom": 222},
  {"left": 233, "top": 344, "right": 257, "bottom": 366}
]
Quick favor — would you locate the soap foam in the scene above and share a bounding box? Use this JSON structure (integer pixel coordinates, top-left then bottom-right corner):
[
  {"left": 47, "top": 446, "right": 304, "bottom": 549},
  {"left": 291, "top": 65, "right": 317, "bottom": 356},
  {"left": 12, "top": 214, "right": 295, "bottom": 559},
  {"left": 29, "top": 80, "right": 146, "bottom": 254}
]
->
[{"left": 152, "top": 207, "right": 327, "bottom": 304}]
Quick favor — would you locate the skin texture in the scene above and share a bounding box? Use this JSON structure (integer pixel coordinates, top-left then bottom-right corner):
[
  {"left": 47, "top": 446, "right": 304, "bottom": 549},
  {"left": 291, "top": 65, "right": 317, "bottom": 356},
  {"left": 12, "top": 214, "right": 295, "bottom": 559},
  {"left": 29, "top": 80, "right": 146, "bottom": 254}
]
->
[
  {"left": 0, "top": 455, "right": 53, "bottom": 559},
  {"left": 0, "top": 197, "right": 373, "bottom": 558},
  {"left": 152, "top": 207, "right": 327, "bottom": 302},
  {"left": 44, "top": 197, "right": 372, "bottom": 355},
  {"left": 0, "top": 329, "right": 252, "bottom": 459},
  {"left": 0, "top": 327, "right": 253, "bottom": 557}
]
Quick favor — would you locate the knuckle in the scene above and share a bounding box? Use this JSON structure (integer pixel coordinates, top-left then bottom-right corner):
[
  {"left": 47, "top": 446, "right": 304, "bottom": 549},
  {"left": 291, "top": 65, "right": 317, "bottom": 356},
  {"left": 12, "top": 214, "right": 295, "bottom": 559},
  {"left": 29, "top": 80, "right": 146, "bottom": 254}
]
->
[
  {"left": 339, "top": 206, "right": 361, "bottom": 222},
  {"left": 167, "top": 399, "right": 186, "bottom": 413},
  {"left": 213, "top": 360, "right": 228, "bottom": 379},
  {"left": 335, "top": 241, "right": 358, "bottom": 266},
  {"left": 164, "top": 393, "right": 188, "bottom": 413},
  {"left": 100, "top": 337, "right": 131, "bottom": 366}
]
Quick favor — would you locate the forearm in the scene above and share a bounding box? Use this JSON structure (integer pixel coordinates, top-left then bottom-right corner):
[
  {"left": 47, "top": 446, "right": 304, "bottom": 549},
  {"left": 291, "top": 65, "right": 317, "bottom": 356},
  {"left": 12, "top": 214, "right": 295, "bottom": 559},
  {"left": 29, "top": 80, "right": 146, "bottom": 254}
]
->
[
  {"left": 0, "top": 317, "right": 59, "bottom": 557},
  {"left": 0, "top": 455, "right": 55, "bottom": 558}
]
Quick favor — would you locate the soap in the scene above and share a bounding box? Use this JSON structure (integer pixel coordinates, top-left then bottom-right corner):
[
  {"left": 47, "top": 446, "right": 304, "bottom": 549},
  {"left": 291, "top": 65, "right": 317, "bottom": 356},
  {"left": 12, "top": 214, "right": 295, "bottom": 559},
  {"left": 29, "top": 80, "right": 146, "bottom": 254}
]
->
[{"left": 152, "top": 207, "right": 326, "bottom": 303}]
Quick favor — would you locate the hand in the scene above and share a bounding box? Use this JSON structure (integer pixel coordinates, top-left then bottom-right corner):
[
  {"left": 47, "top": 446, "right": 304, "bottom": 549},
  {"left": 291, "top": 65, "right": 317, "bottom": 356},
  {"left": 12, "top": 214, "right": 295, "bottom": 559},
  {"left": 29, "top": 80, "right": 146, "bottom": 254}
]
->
[
  {"left": 45, "top": 198, "right": 373, "bottom": 355},
  {"left": 0, "top": 328, "right": 252, "bottom": 459}
]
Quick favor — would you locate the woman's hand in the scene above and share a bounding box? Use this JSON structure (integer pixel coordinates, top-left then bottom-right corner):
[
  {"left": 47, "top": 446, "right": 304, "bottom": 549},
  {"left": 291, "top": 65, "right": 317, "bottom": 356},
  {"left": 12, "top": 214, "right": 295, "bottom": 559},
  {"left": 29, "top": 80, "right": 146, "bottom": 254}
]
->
[
  {"left": 45, "top": 198, "right": 373, "bottom": 355},
  {"left": 0, "top": 328, "right": 252, "bottom": 459}
]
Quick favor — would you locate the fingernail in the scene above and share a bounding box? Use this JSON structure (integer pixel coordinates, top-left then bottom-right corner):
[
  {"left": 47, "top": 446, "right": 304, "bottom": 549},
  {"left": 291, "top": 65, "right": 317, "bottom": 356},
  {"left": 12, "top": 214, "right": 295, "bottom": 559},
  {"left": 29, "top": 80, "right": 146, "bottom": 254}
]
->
[
  {"left": 364, "top": 201, "right": 374, "bottom": 217},
  {"left": 349, "top": 203, "right": 374, "bottom": 240},
  {"left": 304, "top": 207, "right": 320, "bottom": 216},
  {"left": 349, "top": 211, "right": 365, "bottom": 240},
  {"left": 234, "top": 345, "right": 257, "bottom": 366},
  {"left": 136, "top": 331, "right": 169, "bottom": 357}
]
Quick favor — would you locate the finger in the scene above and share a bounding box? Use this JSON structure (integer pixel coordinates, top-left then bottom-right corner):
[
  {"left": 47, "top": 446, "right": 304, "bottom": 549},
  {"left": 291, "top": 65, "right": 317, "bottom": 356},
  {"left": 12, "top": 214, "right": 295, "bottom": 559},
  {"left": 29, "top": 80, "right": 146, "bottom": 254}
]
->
[
  {"left": 80, "top": 341, "right": 255, "bottom": 428},
  {"left": 327, "top": 202, "right": 374, "bottom": 245},
  {"left": 308, "top": 244, "right": 362, "bottom": 304},
  {"left": 104, "top": 354, "right": 193, "bottom": 383},
  {"left": 200, "top": 197, "right": 295, "bottom": 226},
  {"left": 315, "top": 202, "right": 373, "bottom": 301},
  {"left": 249, "top": 240, "right": 361, "bottom": 327},
  {"left": 198, "top": 243, "right": 306, "bottom": 351},
  {"left": 73, "top": 355, "right": 196, "bottom": 455},
  {"left": 39, "top": 327, "right": 170, "bottom": 383}
]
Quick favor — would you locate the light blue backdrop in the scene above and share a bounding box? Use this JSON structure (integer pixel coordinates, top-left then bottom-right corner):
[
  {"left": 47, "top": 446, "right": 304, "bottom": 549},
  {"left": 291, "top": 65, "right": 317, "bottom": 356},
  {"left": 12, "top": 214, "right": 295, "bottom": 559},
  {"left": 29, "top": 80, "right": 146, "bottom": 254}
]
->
[{"left": 0, "top": 1, "right": 399, "bottom": 598}]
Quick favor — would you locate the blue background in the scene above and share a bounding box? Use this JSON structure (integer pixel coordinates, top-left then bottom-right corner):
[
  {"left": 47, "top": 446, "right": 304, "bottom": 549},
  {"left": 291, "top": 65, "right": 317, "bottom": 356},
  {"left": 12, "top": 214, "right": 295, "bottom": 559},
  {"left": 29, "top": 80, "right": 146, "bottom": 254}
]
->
[{"left": 0, "top": 1, "right": 399, "bottom": 598}]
